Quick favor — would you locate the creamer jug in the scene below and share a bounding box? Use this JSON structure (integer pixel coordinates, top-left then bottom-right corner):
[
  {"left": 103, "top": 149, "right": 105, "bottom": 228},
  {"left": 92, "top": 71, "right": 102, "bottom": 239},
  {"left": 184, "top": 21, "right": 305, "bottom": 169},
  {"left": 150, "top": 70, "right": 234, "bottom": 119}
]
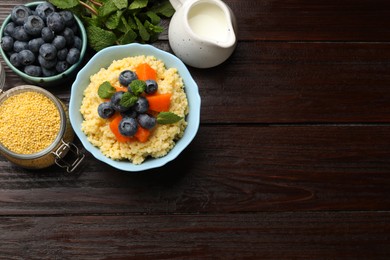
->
[{"left": 168, "top": 0, "right": 237, "bottom": 68}]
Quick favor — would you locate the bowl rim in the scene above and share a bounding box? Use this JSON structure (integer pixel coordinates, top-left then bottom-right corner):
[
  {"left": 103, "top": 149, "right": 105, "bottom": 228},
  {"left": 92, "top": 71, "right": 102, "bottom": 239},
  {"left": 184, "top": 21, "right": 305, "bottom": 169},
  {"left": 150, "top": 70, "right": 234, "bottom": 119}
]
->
[
  {"left": 0, "top": 1, "right": 87, "bottom": 84},
  {"left": 69, "top": 43, "right": 201, "bottom": 172}
]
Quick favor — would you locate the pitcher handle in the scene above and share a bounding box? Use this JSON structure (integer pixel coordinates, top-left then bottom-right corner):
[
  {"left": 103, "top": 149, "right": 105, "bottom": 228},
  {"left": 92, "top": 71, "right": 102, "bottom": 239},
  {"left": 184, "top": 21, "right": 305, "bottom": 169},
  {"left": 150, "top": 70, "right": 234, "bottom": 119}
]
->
[{"left": 170, "top": 0, "right": 185, "bottom": 10}]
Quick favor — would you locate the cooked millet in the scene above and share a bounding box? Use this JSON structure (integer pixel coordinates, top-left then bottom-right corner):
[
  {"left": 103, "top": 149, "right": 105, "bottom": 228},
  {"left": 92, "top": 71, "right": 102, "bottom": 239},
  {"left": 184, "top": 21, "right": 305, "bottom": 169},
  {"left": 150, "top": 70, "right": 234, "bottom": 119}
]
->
[
  {"left": 80, "top": 55, "right": 188, "bottom": 164},
  {"left": 0, "top": 91, "right": 60, "bottom": 154}
]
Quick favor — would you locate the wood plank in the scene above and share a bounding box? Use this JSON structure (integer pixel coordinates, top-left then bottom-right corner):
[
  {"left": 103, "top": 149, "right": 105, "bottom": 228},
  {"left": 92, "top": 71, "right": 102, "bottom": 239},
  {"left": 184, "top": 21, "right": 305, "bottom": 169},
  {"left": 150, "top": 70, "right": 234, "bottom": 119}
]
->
[
  {"left": 1, "top": 125, "right": 389, "bottom": 215},
  {"left": 194, "top": 42, "right": 390, "bottom": 123},
  {"left": 0, "top": 212, "right": 389, "bottom": 259},
  {"left": 231, "top": 0, "right": 390, "bottom": 41},
  {"left": 3, "top": 41, "right": 390, "bottom": 123},
  {"left": 1, "top": 0, "right": 390, "bottom": 42}
]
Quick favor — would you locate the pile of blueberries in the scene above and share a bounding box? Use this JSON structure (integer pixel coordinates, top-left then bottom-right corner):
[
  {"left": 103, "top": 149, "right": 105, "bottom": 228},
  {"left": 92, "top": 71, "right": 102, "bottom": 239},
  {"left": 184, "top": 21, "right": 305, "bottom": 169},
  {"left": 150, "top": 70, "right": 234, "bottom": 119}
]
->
[
  {"left": 0, "top": 2, "right": 82, "bottom": 77},
  {"left": 98, "top": 70, "right": 159, "bottom": 137}
]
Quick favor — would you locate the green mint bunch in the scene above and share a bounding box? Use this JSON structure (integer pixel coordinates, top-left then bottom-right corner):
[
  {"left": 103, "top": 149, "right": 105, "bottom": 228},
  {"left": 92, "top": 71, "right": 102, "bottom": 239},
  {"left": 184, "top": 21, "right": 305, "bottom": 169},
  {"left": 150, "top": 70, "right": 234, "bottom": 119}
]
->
[{"left": 49, "top": 0, "right": 175, "bottom": 51}]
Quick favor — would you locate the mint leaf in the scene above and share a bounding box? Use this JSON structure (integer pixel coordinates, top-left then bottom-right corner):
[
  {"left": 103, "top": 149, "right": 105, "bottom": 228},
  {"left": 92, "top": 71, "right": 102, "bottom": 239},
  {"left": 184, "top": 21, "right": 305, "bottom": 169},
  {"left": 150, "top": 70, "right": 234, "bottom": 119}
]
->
[
  {"left": 99, "top": 1, "right": 118, "bottom": 17},
  {"left": 157, "top": 112, "right": 183, "bottom": 124},
  {"left": 118, "top": 28, "right": 137, "bottom": 44},
  {"left": 106, "top": 10, "right": 123, "bottom": 30},
  {"left": 134, "top": 16, "right": 150, "bottom": 41},
  {"left": 127, "top": 15, "right": 137, "bottom": 30},
  {"left": 98, "top": 81, "right": 116, "bottom": 99},
  {"left": 120, "top": 92, "right": 138, "bottom": 108},
  {"left": 129, "top": 0, "right": 148, "bottom": 10},
  {"left": 150, "top": 0, "right": 175, "bottom": 17},
  {"left": 129, "top": 80, "right": 146, "bottom": 96},
  {"left": 117, "top": 16, "right": 130, "bottom": 33},
  {"left": 87, "top": 25, "right": 117, "bottom": 51},
  {"left": 146, "top": 11, "right": 161, "bottom": 25},
  {"left": 49, "top": 0, "right": 79, "bottom": 9},
  {"left": 144, "top": 20, "right": 163, "bottom": 34},
  {"left": 113, "top": 0, "right": 128, "bottom": 10},
  {"left": 83, "top": 16, "right": 101, "bottom": 27}
]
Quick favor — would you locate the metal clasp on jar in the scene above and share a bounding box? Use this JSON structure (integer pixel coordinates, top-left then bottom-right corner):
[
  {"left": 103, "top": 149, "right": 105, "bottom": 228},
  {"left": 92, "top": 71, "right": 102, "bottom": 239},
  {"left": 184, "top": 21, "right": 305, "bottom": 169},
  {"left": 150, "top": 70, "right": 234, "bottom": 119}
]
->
[{"left": 52, "top": 139, "right": 85, "bottom": 173}]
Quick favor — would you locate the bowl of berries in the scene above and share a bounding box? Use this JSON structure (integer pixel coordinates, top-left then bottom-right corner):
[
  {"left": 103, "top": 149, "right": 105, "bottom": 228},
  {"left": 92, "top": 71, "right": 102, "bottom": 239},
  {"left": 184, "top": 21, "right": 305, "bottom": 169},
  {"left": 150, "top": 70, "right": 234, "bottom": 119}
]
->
[{"left": 0, "top": 1, "right": 87, "bottom": 87}]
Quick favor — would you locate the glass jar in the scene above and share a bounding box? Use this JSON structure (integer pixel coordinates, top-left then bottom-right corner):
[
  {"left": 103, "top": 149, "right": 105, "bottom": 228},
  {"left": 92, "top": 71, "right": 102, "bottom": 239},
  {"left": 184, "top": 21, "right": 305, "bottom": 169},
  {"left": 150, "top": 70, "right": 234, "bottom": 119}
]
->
[
  {"left": 0, "top": 62, "right": 4, "bottom": 89},
  {"left": 0, "top": 84, "right": 84, "bottom": 173}
]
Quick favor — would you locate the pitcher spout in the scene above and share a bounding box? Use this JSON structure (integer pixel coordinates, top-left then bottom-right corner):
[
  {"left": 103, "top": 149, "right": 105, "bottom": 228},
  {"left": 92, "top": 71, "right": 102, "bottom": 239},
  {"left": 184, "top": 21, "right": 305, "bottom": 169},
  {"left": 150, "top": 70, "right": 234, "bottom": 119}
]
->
[
  {"left": 187, "top": 0, "right": 237, "bottom": 47},
  {"left": 216, "top": 22, "right": 236, "bottom": 48}
]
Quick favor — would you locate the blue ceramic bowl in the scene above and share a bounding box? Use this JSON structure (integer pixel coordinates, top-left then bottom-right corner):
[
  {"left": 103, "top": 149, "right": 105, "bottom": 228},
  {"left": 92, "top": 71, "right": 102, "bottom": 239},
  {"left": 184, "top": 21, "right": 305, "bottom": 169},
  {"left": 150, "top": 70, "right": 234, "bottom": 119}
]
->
[
  {"left": 69, "top": 43, "right": 201, "bottom": 171},
  {"left": 0, "top": 2, "right": 87, "bottom": 87}
]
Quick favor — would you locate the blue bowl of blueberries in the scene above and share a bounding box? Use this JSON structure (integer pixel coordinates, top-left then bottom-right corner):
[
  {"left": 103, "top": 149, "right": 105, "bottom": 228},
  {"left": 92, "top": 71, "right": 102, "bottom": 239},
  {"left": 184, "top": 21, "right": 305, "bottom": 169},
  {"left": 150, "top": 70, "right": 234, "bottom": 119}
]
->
[{"left": 0, "top": 1, "right": 87, "bottom": 87}]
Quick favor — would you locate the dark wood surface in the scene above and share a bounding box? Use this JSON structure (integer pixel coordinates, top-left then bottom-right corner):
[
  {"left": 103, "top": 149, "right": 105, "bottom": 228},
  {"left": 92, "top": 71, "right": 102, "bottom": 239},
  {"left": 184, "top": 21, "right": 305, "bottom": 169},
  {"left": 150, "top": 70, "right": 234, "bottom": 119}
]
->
[{"left": 1, "top": 0, "right": 390, "bottom": 259}]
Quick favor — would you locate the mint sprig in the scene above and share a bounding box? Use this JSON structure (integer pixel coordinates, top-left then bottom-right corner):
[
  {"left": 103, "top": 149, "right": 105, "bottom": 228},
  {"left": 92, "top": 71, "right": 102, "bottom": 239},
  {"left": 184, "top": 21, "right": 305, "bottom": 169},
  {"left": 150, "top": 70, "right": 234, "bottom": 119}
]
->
[
  {"left": 98, "top": 81, "right": 116, "bottom": 99},
  {"left": 129, "top": 80, "right": 146, "bottom": 96},
  {"left": 49, "top": 0, "right": 175, "bottom": 51},
  {"left": 157, "top": 112, "right": 183, "bottom": 124},
  {"left": 120, "top": 92, "right": 138, "bottom": 108}
]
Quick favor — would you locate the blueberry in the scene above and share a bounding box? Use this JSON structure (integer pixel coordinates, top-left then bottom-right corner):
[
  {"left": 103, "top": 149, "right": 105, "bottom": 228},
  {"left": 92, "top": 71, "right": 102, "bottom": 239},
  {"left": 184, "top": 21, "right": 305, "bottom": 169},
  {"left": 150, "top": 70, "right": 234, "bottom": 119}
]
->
[
  {"left": 145, "top": 79, "right": 158, "bottom": 94},
  {"left": 119, "top": 70, "right": 137, "bottom": 86},
  {"left": 35, "top": 2, "right": 55, "bottom": 20},
  {"left": 57, "top": 48, "right": 68, "bottom": 61},
  {"left": 119, "top": 117, "right": 138, "bottom": 137},
  {"left": 24, "top": 65, "right": 42, "bottom": 76},
  {"left": 41, "top": 67, "right": 57, "bottom": 77},
  {"left": 11, "top": 5, "right": 32, "bottom": 25},
  {"left": 59, "top": 11, "right": 75, "bottom": 27},
  {"left": 66, "top": 47, "right": 80, "bottom": 65},
  {"left": 97, "top": 102, "right": 115, "bottom": 119},
  {"left": 23, "top": 15, "right": 45, "bottom": 36},
  {"left": 38, "top": 55, "right": 57, "bottom": 69},
  {"left": 39, "top": 43, "right": 57, "bottom": 60},
  {"left": 69, "top": 24, "right": 79, "bottom": 35},
  {"left": 41, "top": 27, "right": 55, "bottom": 42},
  {"left": 12, "top": 26, "right": 30, "bottom": 41},
  {"left": 4, "top": 22, "right": 16, "bottom": 36},
  {"left": 9, "top": 53, "right": 21, "bottom": 67},
  {"left": 13, "top": 40, "right": 28, "bottom": 52},
  {"left": 72, "top": 36, "right": 82, "bottom": 50},
  {"left": 110, "top": 91, "right": 128, "bottom": 112},
  {"left": 61, "top": 27, "right": 74, "bottom": 46},
  {"left": 137, "top": 113, "right": 156, "bottom": 129},
  {"left": 1, "top": 36, "right": 14, "bottom": 52},
  {"left": 120, "top": 108, "right": 137, "bottom": 118},
  {"left": 55, "top": 61, "right": 69, "bottom": 73},
  {"left": 28, "top": 37, "right": 44, "bottom": 53},
  {"left": 134, "top": 97, "right": 149, "bottom": 113},
  {"left": 52, "top": 35, "right": 66, "bottom": 50},
  {"left": 46, "top": 12, "right": 65, "bottom": 33},
  {"left": 19, "top": 49, "right": 35, "bottom": 66}
]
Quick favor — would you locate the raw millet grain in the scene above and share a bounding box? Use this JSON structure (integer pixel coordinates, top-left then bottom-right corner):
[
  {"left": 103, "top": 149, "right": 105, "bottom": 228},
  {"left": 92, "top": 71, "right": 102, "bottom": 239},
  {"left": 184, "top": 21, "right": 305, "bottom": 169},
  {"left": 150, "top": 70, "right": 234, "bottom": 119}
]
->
[{"left": 0, "top": 91, "right": 60, "bottom": 154}]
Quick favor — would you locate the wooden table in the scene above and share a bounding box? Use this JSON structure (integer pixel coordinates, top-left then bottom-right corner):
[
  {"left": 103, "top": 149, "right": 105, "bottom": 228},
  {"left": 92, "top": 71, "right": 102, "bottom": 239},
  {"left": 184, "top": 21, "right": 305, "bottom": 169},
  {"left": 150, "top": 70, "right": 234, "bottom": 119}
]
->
[{"left": 1, "top": 0, "right": 390, "bottom": 259}]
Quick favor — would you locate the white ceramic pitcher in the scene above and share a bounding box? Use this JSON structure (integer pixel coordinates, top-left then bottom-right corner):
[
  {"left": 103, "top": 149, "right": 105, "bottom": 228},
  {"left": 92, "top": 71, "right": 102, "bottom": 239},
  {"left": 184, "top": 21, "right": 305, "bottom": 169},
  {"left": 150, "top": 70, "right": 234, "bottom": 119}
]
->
[{"left": 168, "top": 0, "right": 237, "bottom": 68}]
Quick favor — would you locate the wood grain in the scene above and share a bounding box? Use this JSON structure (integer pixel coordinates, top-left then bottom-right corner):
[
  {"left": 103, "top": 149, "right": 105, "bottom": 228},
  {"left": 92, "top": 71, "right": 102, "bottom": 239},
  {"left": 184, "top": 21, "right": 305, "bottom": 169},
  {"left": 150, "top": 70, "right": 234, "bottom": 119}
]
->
[
  {"left": 1, "top": 0, "right": 390, "bottom": 42},
  {"left": 1, "top": 125, "right": 389, "bottom": 215},
  {"left": 0, "top": 212, "right": 389, "bottom": 259},
  {"left": 232, "top": 0, "right": 390, "bottom": 41},
  {"left": 1, "top": 0, "right": 390, "bottom": 258},
  {"left": 3, "top": 41, "right": 390, "bottom": 123}
]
